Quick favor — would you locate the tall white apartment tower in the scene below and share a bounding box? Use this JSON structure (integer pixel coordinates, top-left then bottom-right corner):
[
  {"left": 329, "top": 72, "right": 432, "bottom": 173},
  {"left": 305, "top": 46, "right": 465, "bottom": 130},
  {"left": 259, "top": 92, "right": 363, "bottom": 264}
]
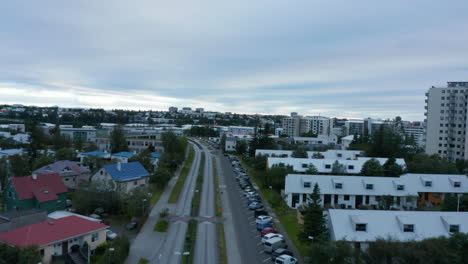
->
[{"left": 425, "top": 82, "right": 468, "bottom": 161}]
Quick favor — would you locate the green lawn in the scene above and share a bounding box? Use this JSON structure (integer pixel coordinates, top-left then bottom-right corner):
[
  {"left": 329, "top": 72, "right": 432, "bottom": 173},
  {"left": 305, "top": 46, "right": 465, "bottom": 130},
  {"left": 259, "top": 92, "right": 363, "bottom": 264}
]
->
[
  {"left": 150, "top": 187, "right": 163, "bottom": 205},
  {"left": 278, "top": 212, "right": 308, "bottom": 256},
  {"left": 154, "top": 220, "right": 169, "bottom": 232},
  {"left": 168, "top": 147, "right": 195, "bottom": 203},
  {"left": 0, "top": 196, "right": 3, "bottom": 212},
  {"left": 138, "top": 259, "right": 149, "bottom": 264}
]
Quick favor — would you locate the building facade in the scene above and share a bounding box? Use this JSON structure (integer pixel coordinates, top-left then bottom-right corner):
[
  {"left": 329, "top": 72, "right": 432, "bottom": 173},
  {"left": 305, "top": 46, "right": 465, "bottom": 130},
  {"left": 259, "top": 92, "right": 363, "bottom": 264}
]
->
[{"left": 425, "top": 82, "right": 468, "bottom": 161}]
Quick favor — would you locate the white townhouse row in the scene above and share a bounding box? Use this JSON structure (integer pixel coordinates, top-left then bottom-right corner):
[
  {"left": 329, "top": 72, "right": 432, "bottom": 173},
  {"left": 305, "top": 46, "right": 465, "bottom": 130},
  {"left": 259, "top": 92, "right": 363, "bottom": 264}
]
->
[
  {"left": 284, "top": 173, "right": 468, "bottom": 209},
  {"left": 328, "top": 209, "right": 468, "bottom": 250},
  {"left": 255, "top": 149, "right": 363, "bottom": 160},
  {"left": 267, "top": 157, "right": 406, "bottom": 174}
]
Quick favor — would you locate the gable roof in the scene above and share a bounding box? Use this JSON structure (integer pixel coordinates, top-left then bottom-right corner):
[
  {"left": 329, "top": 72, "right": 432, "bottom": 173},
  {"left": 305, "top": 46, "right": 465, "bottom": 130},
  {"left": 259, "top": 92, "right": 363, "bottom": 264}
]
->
[
  {"left": 400, "top": 173, "right": 468, "bottom": 193},
  {"left": 103, "top": 162, "right": 150, "bottom": 182},
  {"left": 11, "top": 173, "right": 68, "bottom": 202},
  {"left": 34, "top": 160, "right": 90, "bottom": 177},
  {"left": 111, "top": 152, "right": 136, "bottom": 158},
  {"left": 0, "top": 215, "right": 108, "bottom": 247}
]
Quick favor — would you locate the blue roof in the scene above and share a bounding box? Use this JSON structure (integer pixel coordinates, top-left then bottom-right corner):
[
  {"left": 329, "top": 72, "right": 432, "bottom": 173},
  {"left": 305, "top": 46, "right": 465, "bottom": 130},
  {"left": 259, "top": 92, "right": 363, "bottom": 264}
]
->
[
  {"left": 150, "top": 152, "right": 163, "bottom": 159},
  {"left": 82, "top": 151, "right": 107, "bottom": 157},
  {"left": 104, "top": 162, "right": 150, "bottom": 182},
  {"left": 112, "top": 152, "right": 136, "bottom": 158}
]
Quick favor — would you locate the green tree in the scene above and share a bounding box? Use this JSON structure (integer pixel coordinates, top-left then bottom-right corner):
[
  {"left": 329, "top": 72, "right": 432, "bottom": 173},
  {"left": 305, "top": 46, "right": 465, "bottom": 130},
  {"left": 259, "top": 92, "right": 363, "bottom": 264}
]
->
[
  {"left": 110, "top": 126, "right": 128, "bottom": 153},
  {"left": 31, "top": 153, "right": 55, "bottom": 170},
  {"left": 220, "top": 134, "right": 227, "bottom": 152},
  {"left": 128, "top": 149, "right": 153, "bottom": 172},
  {"left": 406, "top": 154, "right": 459, "bottom": 174},
  {"left": 383, "top": 157, "right": 403, "bottom": 177},
  {"left": 18, "top": 245, "right": 42, "bottom": 264},
  {"left": 74, "top": 137, "right": 84, "bottom": 151},
  {"left": 123, "top": 187, "right": 151, "bottom": 218},
  {"left": 360, "top": 158, "right": 384, "bottom": 176},
  {"left": 83, "top": 142, "right": 98, "bottom": 152},
  {"left": 52, "top": 126, "right": 71, "bottom": 150},
  {"left": 151, "top": 167, "right": 172, "bottom": 189},
  {"left": 28, "top": 122, "right": 48, "bottom": 158},
  {"left": 298, "top": 183, "right": 327, "bottom": 244},
  {"left": 306, "top": 164, "right": 319, "bottom": 174},
  {"left": 10, "top": 154, "right": 30, "bottom": 177},
  {"left": 235, "top": 140, "right": 248, "bottom": 155},
  {"left": 292, "top": 148, "right": 308, "bottom": 158},
  {"left": 331, "top": 160, "right": 347, "bottom": 175},
  {"left": 55, "top": 148, "right": 77, "bottom": 161}
]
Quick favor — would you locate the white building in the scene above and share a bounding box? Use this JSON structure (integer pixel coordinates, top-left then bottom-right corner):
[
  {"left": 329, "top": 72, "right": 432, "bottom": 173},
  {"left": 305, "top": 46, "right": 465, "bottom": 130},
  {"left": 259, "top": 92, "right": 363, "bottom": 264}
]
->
[
  {"left": 282, "top": 114, "right": 333, "bottom": 137},
  {"left": 91, "top": 162, "right": 150, "bottom": 193},
  {"left": 341, "top": 135, "right": 354, "bottom": 149},
  {"left": 402, "top": 121, "right": 425, "bottom": 147},
  {"left": 328, "top": 210, "right": 468, "bottom": 250},
  {"left": 425, "top": 81, "right": 468, "bottom": 161},
  {"left": 60, "top": 126, "right": 97, "bottom": 142},
  {"left": 293, "top": 135, "right": 338, "bottom": 146},
  {"left": 255, "top": 149, "right": 362, "bottom": 160},
  {"left": 225, "top": 134, "right": 253, "bottom": 152},
  {"left": 267, "top": 157, "right": 406, "bottom": 175},
  {"left": 284, "top": 174, "right": 418, "bottom": 209}
]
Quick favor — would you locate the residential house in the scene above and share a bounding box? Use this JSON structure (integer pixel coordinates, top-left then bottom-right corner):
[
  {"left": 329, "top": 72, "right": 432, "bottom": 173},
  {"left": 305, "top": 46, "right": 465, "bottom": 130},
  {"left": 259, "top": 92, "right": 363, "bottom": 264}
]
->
[
  {"left": 111, "top": 152, "right": 136, "bottom": 163},
  {"left": 78, "top": 151, "right": 110, "bottom": 163},
  {"left": 34, "top": 160, "right": 91, "bottom": 189},
  {"left": 91, "top": 162, "right": 150, "bottom": 193},
  {"left": 0, "top": 216, "right": 108, "bottom": 264},
  {"left": 284, "top": 174, "right": 418, "bottom": 209},
  {"left": 0, "top": 209, "right": 47, "bottom": 233},
  {"left": 3, "top": 173, "right": 68, "bottom": 213},
  {"left": 328, "top": 209, "right": 468, "bottom": 250}
]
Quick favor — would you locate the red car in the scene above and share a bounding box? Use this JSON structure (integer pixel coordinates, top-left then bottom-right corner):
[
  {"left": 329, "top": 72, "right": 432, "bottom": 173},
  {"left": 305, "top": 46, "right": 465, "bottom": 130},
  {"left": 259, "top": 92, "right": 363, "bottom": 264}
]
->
[{"left": 260, "top": 227, "right": 279, "bottom": 236}]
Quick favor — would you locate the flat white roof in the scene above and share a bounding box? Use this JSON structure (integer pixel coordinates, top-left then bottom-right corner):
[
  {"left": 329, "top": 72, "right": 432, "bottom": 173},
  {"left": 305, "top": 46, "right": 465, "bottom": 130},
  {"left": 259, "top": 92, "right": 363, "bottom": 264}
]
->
[
  {"left": 401, "top": 173, "right": 468, "bottom": 194},
  {"left": 48, "top": 211, "right": 102, "bottom": 222},
  {"left": 328, "top": 209, "right": 468, "bottom": 242}
]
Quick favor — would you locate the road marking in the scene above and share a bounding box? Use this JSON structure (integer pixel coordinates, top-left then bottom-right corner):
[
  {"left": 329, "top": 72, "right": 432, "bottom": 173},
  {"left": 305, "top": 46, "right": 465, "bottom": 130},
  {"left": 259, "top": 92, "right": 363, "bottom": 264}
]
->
[
  {"left": 255, "top": 235, "right": 260, "bottom": 238},
  {"left": 257, "top": 242, "right": 262, "bottom": 246},
  {"left": 262, "top": 257, "right": 271, "bottom": 263},
  {"left": 258, "top": 250, "right": 265, "bottom": 254}
]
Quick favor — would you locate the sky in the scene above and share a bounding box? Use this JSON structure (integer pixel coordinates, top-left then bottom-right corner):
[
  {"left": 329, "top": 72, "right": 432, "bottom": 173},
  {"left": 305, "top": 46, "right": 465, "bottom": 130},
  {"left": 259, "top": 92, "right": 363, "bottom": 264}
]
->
[{"left": 1, "top": 1, "right": 467, "bottom": 120}]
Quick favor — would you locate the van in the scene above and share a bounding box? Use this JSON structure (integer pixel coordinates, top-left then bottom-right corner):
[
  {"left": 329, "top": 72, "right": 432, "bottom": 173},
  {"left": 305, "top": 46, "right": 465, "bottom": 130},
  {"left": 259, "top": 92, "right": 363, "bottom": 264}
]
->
[
  {"left": 275, "top": 255, "right": 298, "bottom": 264},
  {"left": 264, "top": 237, "right": 287, "bottom": 253}
]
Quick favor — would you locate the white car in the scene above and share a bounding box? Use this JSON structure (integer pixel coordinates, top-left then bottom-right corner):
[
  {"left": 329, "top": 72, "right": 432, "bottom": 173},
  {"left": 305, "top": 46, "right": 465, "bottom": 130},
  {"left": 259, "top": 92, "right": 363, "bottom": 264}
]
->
[
  {"left": 256, "top": 215, "right": 273, "bottom": 224},
  {"left": 262, "top": 233, "right": 283, "bottom": 243},
  {"left": 106, "top": 230, "right": 117, "bottom": 240}
]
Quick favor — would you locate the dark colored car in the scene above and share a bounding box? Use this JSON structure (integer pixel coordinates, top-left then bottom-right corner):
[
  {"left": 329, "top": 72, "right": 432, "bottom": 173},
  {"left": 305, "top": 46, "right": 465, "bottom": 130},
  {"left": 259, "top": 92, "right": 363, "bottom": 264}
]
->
[
  {"left": 126, "top": 221, "right": 137, "bottom": 230},
  {"left": 260, "top": 227, "right": 279, "bottom": 236},
  {"left": 271, "top": 248, "right": 294, "bottom": 261},
  {"left": 256, "top": 222, "right": 273, "bottom": 231}
]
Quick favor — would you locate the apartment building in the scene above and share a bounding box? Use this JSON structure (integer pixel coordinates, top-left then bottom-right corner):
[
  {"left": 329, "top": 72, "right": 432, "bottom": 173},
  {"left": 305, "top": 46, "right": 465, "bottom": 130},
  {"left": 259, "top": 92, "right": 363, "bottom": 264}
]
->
[
  {"left": 425, "top": 81, "right": 468, "bottom": 161},
  {"left": 255, "top": 149, "right": 362, "bottom": 159},
  {"left": 328, "top": 210, "right": 468, "bottom": 250},
  {"left": 282, "top": 114, "right": 333, "bottom": 137},
  {"left": 402, "top": 121, "right": 425, "bottom": 147},
  {"left": 60, "top": 126, "right": 97, "bottom": 143},
  {"left": 284, "top": 174, "right": 418, "bottom": 209}
]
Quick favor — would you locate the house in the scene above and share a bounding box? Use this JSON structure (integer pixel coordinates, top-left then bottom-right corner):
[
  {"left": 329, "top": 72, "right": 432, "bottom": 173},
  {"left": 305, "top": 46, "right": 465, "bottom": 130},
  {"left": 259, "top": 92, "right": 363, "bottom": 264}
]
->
[
  {"left": 400, "top": 174, "right": 468, "bottom": 206},
  {"left": 34, "top": 160, "right": 91, "bottom": 189},
  {"left": 91, "top": 162, "right": 150, "bottom": 193},
  {"left": 111, "top": 152, "right": 136, "bottom": 163},
  {"left": 0, "top": 215, "right": 108, "bottom": 264},
  {"left": 284, "top": 174, "right": 418, "bottom": 209},
  {"left": 0, "top": 148, "right": 24, "bottom": 158},
  {"left": 327, "top": 209, "right": 468, "bottom": 250},
  {"left": 78, "top": 151, "right": 110, "bottom": 163},
  {"left": 3, "top": 173, "right": 68, "bottom": 213},
  {"left": 267, "top": 157, "right": 406, "bottom": 174},
  {"left": 0, "top": 209, "right": 47, "bottom": 233}
]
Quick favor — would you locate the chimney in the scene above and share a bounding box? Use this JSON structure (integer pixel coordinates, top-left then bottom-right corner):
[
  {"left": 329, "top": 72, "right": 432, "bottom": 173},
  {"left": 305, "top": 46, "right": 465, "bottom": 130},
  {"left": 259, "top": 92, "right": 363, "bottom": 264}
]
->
[
  {"left": 117, "top": 162, "right": 121, "bottom": 171},
  {"left": 32, "top": 173, "right": 38, "bottom": 180}
]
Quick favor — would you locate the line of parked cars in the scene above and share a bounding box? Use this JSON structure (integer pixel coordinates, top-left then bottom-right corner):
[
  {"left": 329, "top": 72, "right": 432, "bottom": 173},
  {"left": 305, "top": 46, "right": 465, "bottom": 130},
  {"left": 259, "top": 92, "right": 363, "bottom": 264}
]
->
[{"left": 228, "top": 155, "right": 298, "bottom": 264}]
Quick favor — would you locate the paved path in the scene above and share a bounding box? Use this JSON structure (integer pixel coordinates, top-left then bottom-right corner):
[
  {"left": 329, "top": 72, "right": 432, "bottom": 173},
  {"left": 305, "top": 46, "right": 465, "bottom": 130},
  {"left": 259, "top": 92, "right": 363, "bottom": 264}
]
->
[
  {"left": 194, "top": 144, "right": 217, "bottom": 264},
  {"left": 126, "top": 143, "right": 202, "bottom": 264}
]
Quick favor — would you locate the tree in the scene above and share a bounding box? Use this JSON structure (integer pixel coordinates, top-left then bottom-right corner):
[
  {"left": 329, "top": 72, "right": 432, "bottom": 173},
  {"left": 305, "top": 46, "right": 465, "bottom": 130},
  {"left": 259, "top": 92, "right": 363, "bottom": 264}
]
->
[
  {"left": 406, "top": 154, "right": 459, "bottom": 174},
  {"left": 83, "top": 142, "right": 98, "bottom": 152},
  {"left": 361, "top": 158, "right": 384, "bottom": 176},
  {"left": 74, "top": 137, "right": 84, "bottom": 151},
  {"left": 128, "top": 149, "right": 153, "bottom": 172},
  {"left": 55, "top": 148, "right": 77, "bottom": 161},
  {"left": 306, "top": 164, "right": 319, "bottom": 174},
  {"left": 263, "top": 165, "right": 293, "bottom": 191},
  {"left": 331, "top": 160, "right": 347, "bottom": 175},
  {"left": 52, "top": 126, "right": 71, "bottom": 150},
  {"left": 10, "top": 154, "right": 30, "bottom": 177},
  {"left": 110, "top": 126, "right": 129, "bottom": 153},
  {"left": 28, "top": 122, "right": 48, "bottom": 159},
  {"left": 292, "top": 148, "right": 308, "bottom": 158},
  {"left": 123, "top": 187, "right": 151, "bottom": 218},
  {"left": 220, "top": 134, "right": 227, "bottom": 152},
  {"left": 236, "top": 140, "right": 248, "bottom": 155},
  {"left": 298, "top": 183, "right": 327, "bottom": 244},
  {"left": 151, "top": 167, "right": 172, "bottom": 189},
  {"left": 383, "top": 157, "right": 403, "bottom": 177},
  {"left": 31, "top": 153, "right": 55, "bottom": 170},
  {"left": 300, "top": 131, "right": 317, "bottom": 137}
]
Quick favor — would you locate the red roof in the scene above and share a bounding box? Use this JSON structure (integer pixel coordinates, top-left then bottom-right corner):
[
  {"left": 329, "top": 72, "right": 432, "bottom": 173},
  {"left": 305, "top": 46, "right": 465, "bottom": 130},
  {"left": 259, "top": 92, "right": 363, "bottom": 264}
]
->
[
  {"left": 11, "top": 173, "right": 67, "bottom": 202},
  {"left": 0, "top": 216, "right": 108, "bottom": 247}
]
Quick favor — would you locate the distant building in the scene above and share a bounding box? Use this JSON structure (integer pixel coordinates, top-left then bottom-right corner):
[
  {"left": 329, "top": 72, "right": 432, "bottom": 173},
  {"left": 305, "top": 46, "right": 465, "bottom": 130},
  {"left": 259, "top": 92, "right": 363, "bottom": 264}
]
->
[
  {"left": 169, "top": 106, "right": 178, "bottom": 113},
  {"left": 195, "top": 108, "right": 204, "bottom": 113},
  {"left": 425, "top": 82, "right": 468, "bottom": 161},
  {"left": 60, "top": 126, "right": 97, "bottom": 142},
  {"left": 0, "top": 209, "right": 47, "bottom": 233},
  {"left": 282, "top": 114, "right": 333, "bottom": 137},
  {"left": 328, "top": 210, "right": 468, "bottom": 250},
  {"left": 402, "top": 121, "right": 425, "bottom": 147},
  {"left": 3, "top": 173, "right": 68, "bottom": 213}
]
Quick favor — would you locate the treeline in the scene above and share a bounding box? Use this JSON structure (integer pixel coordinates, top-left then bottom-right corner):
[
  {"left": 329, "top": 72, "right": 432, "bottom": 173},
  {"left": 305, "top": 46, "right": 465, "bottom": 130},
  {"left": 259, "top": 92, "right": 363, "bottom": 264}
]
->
[
  {"left": 0, "top": 244, "right": 41, "bottom": 264},
  {"left": 307, "top": 233, "right": 468, "bottom": 264},
  {"left": 186, "top": 126, "right": 219, "bottom": 137}
]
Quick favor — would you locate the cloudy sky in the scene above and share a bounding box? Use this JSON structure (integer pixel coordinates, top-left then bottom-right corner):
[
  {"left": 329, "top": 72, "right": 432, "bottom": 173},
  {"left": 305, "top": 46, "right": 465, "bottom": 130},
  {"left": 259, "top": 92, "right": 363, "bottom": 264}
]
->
[{"left": 1, "top": 1, "right": 467, "bottom": 120}]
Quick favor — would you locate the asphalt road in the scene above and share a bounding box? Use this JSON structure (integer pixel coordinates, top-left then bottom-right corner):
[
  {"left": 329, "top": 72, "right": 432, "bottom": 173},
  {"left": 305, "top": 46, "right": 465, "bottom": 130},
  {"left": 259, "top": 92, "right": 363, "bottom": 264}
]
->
[
  {"left": 194, "top": 144, "right": 217, "bottom": 264},
  {"left": 218, "top": 155, "right": 274, "bottom": 264},
  {"left": 155, "top": 143, "right": 202, "bottom": 264}
]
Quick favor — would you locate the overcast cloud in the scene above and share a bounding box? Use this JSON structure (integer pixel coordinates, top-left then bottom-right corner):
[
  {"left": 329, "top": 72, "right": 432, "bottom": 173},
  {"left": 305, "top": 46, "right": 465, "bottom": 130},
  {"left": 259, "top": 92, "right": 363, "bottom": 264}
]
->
[{"left": 1, "top": 0, "right": 467, "bottom": 120}]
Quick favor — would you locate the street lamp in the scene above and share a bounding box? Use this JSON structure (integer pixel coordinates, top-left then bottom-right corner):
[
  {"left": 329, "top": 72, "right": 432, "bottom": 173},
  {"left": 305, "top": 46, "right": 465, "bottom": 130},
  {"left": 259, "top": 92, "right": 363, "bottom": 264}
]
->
[
  {"left": 108, "top": 248, "right": 115, "bottom": 264},
  {"left": 142, "top": 199, "right": 147, "bottom": 216}
]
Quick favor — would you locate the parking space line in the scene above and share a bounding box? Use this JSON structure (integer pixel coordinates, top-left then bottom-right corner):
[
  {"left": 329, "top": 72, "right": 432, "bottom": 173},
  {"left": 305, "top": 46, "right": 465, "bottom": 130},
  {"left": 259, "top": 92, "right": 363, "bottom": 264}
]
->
[
  {"left": 257, "top": 242, "right": 262, "bottom": 246},
  {"left": 262, "top": 258, "right": 270, "bottom": 263}
]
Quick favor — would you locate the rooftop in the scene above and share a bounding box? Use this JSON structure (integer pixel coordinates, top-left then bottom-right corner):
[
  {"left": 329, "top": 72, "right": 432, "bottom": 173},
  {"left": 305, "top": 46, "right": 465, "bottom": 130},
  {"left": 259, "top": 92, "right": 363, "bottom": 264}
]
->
[
  {"left": 104, "top": 161, "right": 150, "bottom": 182},
  {"left": 11, "top": 173, "right": 68, "bottom": 202}
]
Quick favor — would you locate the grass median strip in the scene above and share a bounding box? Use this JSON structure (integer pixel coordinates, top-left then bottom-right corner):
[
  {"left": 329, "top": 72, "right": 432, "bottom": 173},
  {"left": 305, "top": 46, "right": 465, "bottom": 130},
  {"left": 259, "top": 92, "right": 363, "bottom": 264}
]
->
[
  {"left": 182, "top": 219, "right": 198, "bottom": 264},
  {"left": 213, "top": 157, "right": 227, "bottom": 264},
  {"left": 154, "top": 220, "right": 170, "bottom": 232},
  {"left": 191, "top": 153, "right": 205, "bottom": 216},
  {"left": 213, "top": 158, "right": 223, "bottom": 217},
  {"left": 168, "top": 146, "right": 195, "bottom": 203}
]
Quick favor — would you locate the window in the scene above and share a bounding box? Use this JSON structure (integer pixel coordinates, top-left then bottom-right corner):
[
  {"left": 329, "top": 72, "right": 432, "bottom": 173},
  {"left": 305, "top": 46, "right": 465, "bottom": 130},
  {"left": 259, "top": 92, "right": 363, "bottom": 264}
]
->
[
  {"left": 335, "top": 183, "right": 343, "bottom": 189},
  {"left": 355, "top": 224, "right": 367, "bottom": 231},
  {"left": 325, "top": 164, "right": 331, "bottom": 169},
  {"left": 40, "top": 249, "right": 45, "bottom": 257},
  {"left": 348, "top": 165, "right": 354, "bottom": 170},
  {"left": 302, "top": 164, "right": 308, "bottom": 168},
  {"left": 100, "top": 170, "right": 103, "bottom": 175},
  {"left": 92, "top": 233, "right": 99, "bottom": 242},
  {"left": 397, "top": 185, "right": 405, "bottom": 191},
  {"left": 337, "top": 153, "right": 342, "bottom": 158},
  {"left": 365, "top": 184, "right": 373, "bottom": 190},
  {"left": 134, "top": 181, "right": 138, "bottom": 186},
  {"left": 425, "top": 181, "right": 432, "bottom": 187},
  {"left": 449, "top": 225, "right": 460, "bottom": 233},
  {"left": 434, "top": 193, "right": 440, "bottom": 198},
  {"left": 303, "top": 182, "right": 311, "bottom": 188},
  {"left": 454, "top": 181, "right": 461, "bottom": 187}
]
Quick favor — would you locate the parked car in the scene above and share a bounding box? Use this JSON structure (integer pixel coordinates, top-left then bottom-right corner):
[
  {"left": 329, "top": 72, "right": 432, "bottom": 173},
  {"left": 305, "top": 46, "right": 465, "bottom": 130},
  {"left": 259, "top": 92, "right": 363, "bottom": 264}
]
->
[
  {"left": 256, "top": 222, "right": 273, "bottom": 231},
  {"left": 264, "top": 237, "right": 288, "bottom": 253},
  {"left": 263, "top": 233, "right": 284, "bottom": 243},
  {"left": 275, "top": 255, "right": 298, "bottom": 264},
  {"left": 126, "top": 221, "right": 137, "bottom": 230},
  {"left": 106, "top": 230, "right": 117, "bottom": 240},
  {"left": 256, "top": 215, "right": 273, "bottom": 224},
  {"left": 271, "top": 248, "right": 293, "bottom": 261},
  {"left": 249, "top": 202, "right": 263, "bottom": 210},
  {"left": 260, "top": 227, "right": 279, "bottom": 236}
]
